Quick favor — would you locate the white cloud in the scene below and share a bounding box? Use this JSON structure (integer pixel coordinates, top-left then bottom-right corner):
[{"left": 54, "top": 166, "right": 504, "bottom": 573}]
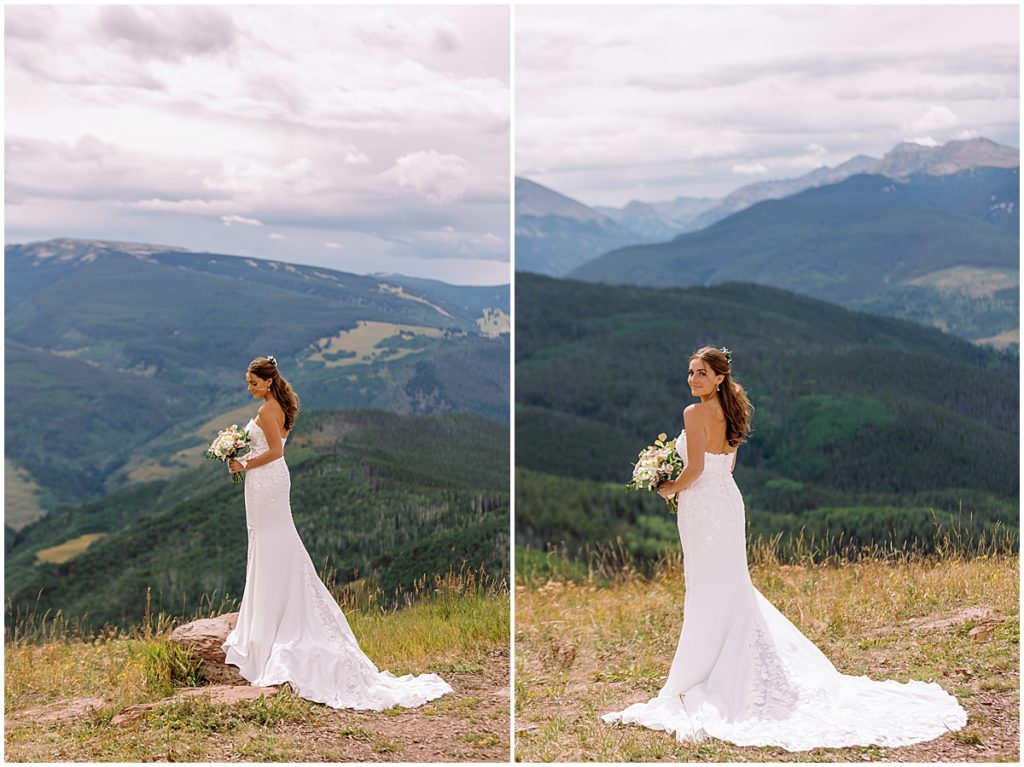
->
[
  {"left": 268, "top": 232, "right": 285, "bottom": 240},
  {"left": 906, "top": 105, "right": 961, "bottom": 135},
  {"left": 904, "top": 136, "right": 941, "bottom": 147},
  {"left": 97, "top": 6, "right": 236, "bottom": 61},
  {"left": 4, "top": 5, "right": 509, "bottom": 283},
  {"left": 517, "top": 5, "right": 1018, "bottom": 204},
  {"left": 351, "top": 9, "right": 465, "bottom": 54},
  {"left": 389, "top": 149, "right": 471, "bottom": 203},
  {"left": 221, "top": 214, "right": 263, "bottom": 226},
  {"left": 203, "top": 157, "right": 314, "bottom": 195},
  {"left": 732, "top": 162, "right": 769, "bottom": 175},
  {"left": 424, "top": 15, "right": 465, "bottom": 53},
  {"left": 325, "top": 241, "right": 343, "bottom": 249},
  {"left": 344, "top": 148, "right": 371, "bottom": 165},
  {"left": 126, "top": 198, "right": 231, "bottom": 215}
]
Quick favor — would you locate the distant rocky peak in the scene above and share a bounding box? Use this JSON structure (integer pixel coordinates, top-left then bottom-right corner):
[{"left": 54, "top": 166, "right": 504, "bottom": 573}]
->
[
  {"left": 515, "top": 177, "right": 611, "bottom": 223},
  {"left": 12, "top": 238, "right": 190, "bottom": 265},
  {"left": 875, "top": 137, "right": 1019, "bottom": 178}
]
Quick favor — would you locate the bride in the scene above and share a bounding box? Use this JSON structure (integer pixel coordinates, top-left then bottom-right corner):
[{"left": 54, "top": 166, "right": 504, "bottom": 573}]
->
[
  {"left": 602, "top": 346, "right": 967, "bottom": 751},
  {"left": 221, "top": 355, "right": 452, "bottom": 710}
]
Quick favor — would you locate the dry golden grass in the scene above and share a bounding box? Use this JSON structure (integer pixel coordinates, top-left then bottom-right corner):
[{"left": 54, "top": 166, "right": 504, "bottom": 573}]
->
[
  {"left": 975, "top": 328, "right": 1019, "bottom": 350},
  {"left": 515, "top": 550, "right": 1019, "bottom": 762},
  {"left": 308, "top": 321, "right": 446, "bottom": 367},
  {"left": 4, "top": 458, "right": 48, "bottom": 531},
  {"left": 5, "top": 573, "right": 510, "bottom": 762},
  {"left": 377, "top": 283, "right": 453, "bottom": 318},
  {"left": 35, "top": 533, "right": 108, "bottom": 565},
  {"left": 908, "top": 265, "right": 1018, "bottom": 298},
  {"left": 476, "top": 308, "right": 510, "bottom": 338}
]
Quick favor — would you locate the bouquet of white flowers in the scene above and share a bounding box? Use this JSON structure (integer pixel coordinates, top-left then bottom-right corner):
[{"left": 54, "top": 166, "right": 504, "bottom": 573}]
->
[
  {"left": 206, "top": 424, "right": 252, "bottom": 483},
  {"left": 628, "top": 432, "right": 684, "bottom": 513}
]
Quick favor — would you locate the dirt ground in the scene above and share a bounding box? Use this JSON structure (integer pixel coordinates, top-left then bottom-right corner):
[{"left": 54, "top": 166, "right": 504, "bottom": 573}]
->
[{"left": 5, "top": 648, "right": 510, "bottom": 763}]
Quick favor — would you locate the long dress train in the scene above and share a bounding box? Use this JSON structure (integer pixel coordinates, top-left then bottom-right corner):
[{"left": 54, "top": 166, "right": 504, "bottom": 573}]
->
[
  {"left": 221, "top": 415, "right": 453, "bottom": 710},
  {"left": 601, "top": 429, "right": 967, "bottom": 751}
]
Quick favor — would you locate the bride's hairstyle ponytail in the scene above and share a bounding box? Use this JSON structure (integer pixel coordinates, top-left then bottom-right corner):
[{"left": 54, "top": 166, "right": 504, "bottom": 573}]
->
[
  {"left": 248, "top": 356, "right": 300, "bottom": 431},
  {"left": 691, "top": 346, "right": 753, "bottom": 447}
]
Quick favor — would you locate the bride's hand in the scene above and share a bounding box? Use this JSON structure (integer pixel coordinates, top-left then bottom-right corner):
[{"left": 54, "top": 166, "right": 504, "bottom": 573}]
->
[
  {"left": 228, "top": 458, "right": 245, "bottom": 472},
  {"left": 657, "top": 481, "right": 676, "bottom": 499}
]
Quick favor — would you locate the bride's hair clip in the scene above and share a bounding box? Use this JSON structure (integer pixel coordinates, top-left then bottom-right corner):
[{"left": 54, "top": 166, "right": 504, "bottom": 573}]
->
[
  {"left": 720, "top": 346, "right": 732, "bottom": 366},
  {"left": 266, "top": 355, "right": 277, "bottom": 367}
]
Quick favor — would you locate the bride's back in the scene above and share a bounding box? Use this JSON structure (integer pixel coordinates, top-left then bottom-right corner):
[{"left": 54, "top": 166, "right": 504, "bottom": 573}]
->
[{"left": 698, "top": 402, "right": 735, "bottom": 456}]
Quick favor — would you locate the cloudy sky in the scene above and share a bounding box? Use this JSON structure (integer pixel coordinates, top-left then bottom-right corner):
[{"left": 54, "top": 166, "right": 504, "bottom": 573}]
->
[
  {"left": 6, "top": 5, "right": 509, "bottom": 285},
  {"left": 517, "top": 5, "right": 1019, "bottom": 207}
]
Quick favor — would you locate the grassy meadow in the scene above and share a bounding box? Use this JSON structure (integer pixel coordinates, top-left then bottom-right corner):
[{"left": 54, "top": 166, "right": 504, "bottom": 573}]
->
[
  {"left": 515, "top": 542, "right": 1019, "bottom": 763},
  {"left": 5, "top": 569, "right": 510, "bottom": 762}
]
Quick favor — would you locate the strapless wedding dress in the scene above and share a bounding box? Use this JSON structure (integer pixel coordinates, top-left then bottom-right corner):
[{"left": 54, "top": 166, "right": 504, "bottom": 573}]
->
[
  {"left": 602, "top": 429, "right": 967, "bottom": 750},
  {"left": 221, "top": 415, "right": 453, "bottom": 710}
]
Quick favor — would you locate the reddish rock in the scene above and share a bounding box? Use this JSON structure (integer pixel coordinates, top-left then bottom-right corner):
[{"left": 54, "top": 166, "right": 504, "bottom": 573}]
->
[
  {"left": 968, "top": 618, "right": 1003, "bottom": 641},
  {"left": 111, "top": 684, "right": 280, "bottom": 726},
  {"left": 12, "top": 696, "right": 107, "bottom": 725},
  {"left": 168, "top": 612, "right": 246, "bottom": 685}
]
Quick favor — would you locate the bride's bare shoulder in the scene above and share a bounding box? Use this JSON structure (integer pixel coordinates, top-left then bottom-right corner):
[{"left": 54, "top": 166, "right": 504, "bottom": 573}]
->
[
  {"left": 685, "top": 402, "right": 710, "bottom": 418},
  {"left": 683, "top": 403, "right": 708, "bottom": 426},
  {"left": 258, "top": 399, "right": 283, "bottom": 416},
  {"left": 258, "top": 399, "right": 286, "bottom": 428}
]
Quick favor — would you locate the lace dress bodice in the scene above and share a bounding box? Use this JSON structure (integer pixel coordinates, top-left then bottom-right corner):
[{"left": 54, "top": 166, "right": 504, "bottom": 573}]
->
[
  {"left": 245, "top": 417, "right": 287, "bottom": 465},
  {"left": 674, "top": 429, "right": 734, "bottom": 478}
]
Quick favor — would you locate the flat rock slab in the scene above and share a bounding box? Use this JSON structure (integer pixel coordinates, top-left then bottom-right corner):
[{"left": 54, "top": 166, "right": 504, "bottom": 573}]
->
[
  {"left": 903, "top": 606, "right": 997, "bottom": 632},
  {"left": 10, "top": 696, "right": 107, "bottom": 726},
  {"left": 968, "top": 617, "right": 1005, "bottom": 641},
  {"left": 169, "top": 612, "right": 246, "bottom": 685},
  {"left": 111, "top": 684, "right": 280, "bottom": 726}
]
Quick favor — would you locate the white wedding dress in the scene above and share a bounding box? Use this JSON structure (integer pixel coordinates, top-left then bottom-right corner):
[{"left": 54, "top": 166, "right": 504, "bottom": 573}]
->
[
  {"left": 602, "top": 429, "right": 967, "bottom": 751},
  {"left": 221, "top": 415, "right": 453, "bottom": 710}
]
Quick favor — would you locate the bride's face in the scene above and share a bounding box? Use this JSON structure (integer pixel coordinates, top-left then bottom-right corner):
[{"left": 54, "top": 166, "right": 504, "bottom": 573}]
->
[
  {"left": 246, "top": 372, "right": 269, "bottom": 399},
  {"left": 687, "top": 358, "right": 724, "bottom": 399}
]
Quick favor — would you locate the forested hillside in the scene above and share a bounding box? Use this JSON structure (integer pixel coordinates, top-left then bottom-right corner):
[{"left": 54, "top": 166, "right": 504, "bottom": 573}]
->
[
  {"left": 6, "top": 410, "right": 509, "bottom": 631},
  {"left": 516, "top": 273, "right": 1018, "bottom": 566}
]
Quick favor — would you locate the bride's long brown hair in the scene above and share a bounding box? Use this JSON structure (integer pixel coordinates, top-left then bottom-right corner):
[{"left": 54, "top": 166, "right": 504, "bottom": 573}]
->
[
  {"left": 248, "top": 356, "right": 300, "bottom": 431},
  {"left": 691, "top": 346, "right": 753, "bottom": 447}
]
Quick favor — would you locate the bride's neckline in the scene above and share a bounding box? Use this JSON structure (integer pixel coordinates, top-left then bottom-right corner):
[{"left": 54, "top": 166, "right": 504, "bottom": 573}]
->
[{"left": 678, "top": 428, "right": 735, "bottom": 458}]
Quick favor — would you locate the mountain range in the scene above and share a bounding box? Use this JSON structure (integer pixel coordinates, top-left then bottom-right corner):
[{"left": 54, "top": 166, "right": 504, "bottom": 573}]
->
[
  {"left": 517, "top": 138, "right": 1019, "bottom": 276},
  {"left": 596, "top": 137, "right": 1020, "bottom": 240},
  {"left": 5, "top": 238, "right": 509, "bottom": 530},
  {"left": 571, "top": 167, "right": 1018, "bottom": 346},
  {"left": 515, "top": 178, "right": 643, "bottom": 277},
  {"left": 516, "top": 137, "right": 1018, "bottom": 347}
]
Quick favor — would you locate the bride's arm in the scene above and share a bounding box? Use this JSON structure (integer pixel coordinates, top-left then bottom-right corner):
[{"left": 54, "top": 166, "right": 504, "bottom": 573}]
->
[{"left": 660, "top": 406, "right": 705, "bottom": 496}]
